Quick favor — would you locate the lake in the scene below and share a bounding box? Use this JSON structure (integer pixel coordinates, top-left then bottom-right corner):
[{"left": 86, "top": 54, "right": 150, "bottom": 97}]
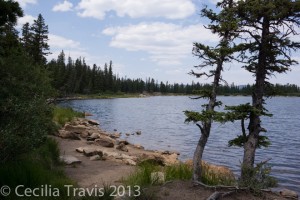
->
[{"left": 59, "top": 96, "right": 300, "bottom": 192}]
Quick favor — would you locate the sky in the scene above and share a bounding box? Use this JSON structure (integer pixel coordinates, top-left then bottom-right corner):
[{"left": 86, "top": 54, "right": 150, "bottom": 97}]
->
[{"left": 16, "top": 0, "right": 300, "bottom": 85}]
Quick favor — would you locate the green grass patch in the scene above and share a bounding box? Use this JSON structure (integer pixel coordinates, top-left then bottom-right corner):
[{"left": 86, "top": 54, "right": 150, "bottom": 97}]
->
[
  {"left": 52, "top": 106, "right": 84, "bottom": 126},
  {"left": 124, "top": 161, "right": 193, "bottom": 188}
]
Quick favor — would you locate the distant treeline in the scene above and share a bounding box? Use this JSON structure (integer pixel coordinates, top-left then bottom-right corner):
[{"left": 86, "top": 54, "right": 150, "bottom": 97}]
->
[{"left": 48, "top": 51, "right": 300, "bottom": 96}]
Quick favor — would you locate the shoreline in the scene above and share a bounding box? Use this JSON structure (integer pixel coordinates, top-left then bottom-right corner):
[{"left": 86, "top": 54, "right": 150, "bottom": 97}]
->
[{"left": 55, "top": 117, "right": 298, "bottom": 199}]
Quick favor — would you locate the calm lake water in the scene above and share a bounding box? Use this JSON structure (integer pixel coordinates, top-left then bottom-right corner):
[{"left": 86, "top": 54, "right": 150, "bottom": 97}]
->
[{"left": 59, "top": 96, "right": 300, "bottom": 192}]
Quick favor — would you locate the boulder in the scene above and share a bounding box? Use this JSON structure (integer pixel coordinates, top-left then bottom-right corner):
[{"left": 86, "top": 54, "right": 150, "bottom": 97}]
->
[
  {"left": 117, "top": 140, "right": 129, "bottom": 145},
  {"left": 279, "top": 189, "right": 298, "bottom": 199},
  {"left": 87, "top": 132, "right": 100, "bottom": 141},
  {"left": 90, "top": 155, "right": 101, "bottom": 161},
  {"left": 80, "top": 130, "right": 89, "bottom": 138},
  {"left": 88, "top": 119, "right": 100, "bottom": 125},
  {"left": 84, "top": 112, "right": 93, "bottom": 116},
  {"left": 76, "top": 147, "right": 84, "bottom": 153},
  {"left": 124, "top": 159, "right": 137, "bottom": 166},
  {"left": 133, "top": 144, "right": 144, "bottom": 149},
  {"left": 136, "top": 131, "right": 142, "bottom": 135},
  {"left": 94, "top": 137, "right": 114, "bottom": 148},
  {"left": 59, "top": 155, "right": 81, "bottom": 165},
  {"left": 116, "top": 143, "right": 128, "bottom": 152},
  {"left": 151, "top": 172, "right": 165, "bottom": 184},
  {"left": 110, "top": 133, "right": 121, "bottom": 139},
  {"left": 59, "top": 130, "right": 80, "bottom": 140},
  {"left": 125, "top": 133, "right": 130, "bottom": 136},
  {"left": 64, "top": 124, "right": 86, "bottom": 134},
  {"left": 83, "top": 148, "right": 103, "bottom": 157}
]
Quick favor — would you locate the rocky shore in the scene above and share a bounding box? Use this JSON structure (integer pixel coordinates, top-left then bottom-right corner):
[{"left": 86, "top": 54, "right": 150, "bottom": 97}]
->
[
  {"left": 57, "top": 117, "right": 179, "bottom": 168},
  {"left": 54, "top": 117, "right": 298, "bottom": 199}
]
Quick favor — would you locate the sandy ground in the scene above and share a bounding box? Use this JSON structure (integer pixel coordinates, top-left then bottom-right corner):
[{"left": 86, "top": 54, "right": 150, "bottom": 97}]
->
[{"left": 53, "top": 136, "right": 136, "bottom": 188}]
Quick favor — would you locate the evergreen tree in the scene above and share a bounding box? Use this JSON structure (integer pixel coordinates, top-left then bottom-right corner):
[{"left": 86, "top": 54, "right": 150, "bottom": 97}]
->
[
  {"left": 225, "top": 0, "right": 300, "bottom": 183},
  {"left": 30, "top": 14, "right": 50, "bottom": 65},
  {"left": 184, "top": 0, "right": 241, "bottom": 182}
]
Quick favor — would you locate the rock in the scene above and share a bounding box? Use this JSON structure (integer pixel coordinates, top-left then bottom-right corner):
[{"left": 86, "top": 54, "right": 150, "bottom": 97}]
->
[
  {"left": 117, "top": 140, "right": 129, "bottom": 145},
  {"left": 151, "top": 172, "right": 165, "bottom": 184},
  {"left": 125, "top": 133, "right": 130, "bottom": 136},
  {"left": 113, "top": 129, "right": 117, "bottom": 131},
  {"left": 59, "top": 130, "right": 80, "bottom": 140},
  {"left": 279, "top": 189, "right": 298, "bottom": 199},
  {"left": 76, "top": 147, "right": 84, "bottom": 153},
  {"left": 136, "top": 131, "right": 142, "bottom": 135},
  {"left": 161, "top": 153, "right": 179, "bottom": 166},
  {"left": 88, "top": 119, "right": 100, "bottom": 125},
  {"left": 110, "top": 133, "right": 121, "bottom": 139},
  {"left": 94, "top": 137, "right": 114, "bottom": 148},
  {"left": 64, "top": 124, "right": 87, "bottom": 134},
  {"left": 116, "top": 143, "right": 128, "bottom": 152},
  {"left": 124, "top": 159, "right": 136, "bottom": 166},
  {"left": 85, "top": 112, "right": 93, "bottom": 116},
  {"left": 90, "top": 155, "right": 101, "bottom": 161},
  {"left": 83, "top": 148, "right": 103, "bottom": 157},
  {"left": 162, "top": 150, "right": 180, "bottom": 155},
  {"left": 133, "top": 144, "right": 144, "bottom": 149},
  {"left": 59, "top": 155, "right": 81, "bottom": 165},
  {"left": 87, "top": 132, "right": 100, "bottom": 141},
  {"left": 103, "top": 151, "right": 119, "bottom": 158},
  {"left": 80, "top": 130, "right": 89, "bottom": 138}
]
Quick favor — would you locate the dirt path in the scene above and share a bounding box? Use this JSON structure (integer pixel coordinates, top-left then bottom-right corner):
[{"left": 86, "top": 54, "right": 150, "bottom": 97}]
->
[{"left": 54, "top": 136, "right": 136, "bottom": 188}]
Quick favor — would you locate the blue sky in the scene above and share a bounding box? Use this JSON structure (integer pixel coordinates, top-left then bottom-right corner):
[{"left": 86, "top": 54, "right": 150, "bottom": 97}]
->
[{"left": 16, "top": 0, "right": 300, "bottom": 85}]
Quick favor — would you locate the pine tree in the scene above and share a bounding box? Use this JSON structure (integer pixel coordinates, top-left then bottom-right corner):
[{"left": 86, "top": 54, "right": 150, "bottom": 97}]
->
[
  {"left": 30, "top": 14, "right": 50, "bottom": 65},
  {"left": 184, "top": 0, "right": 241, "bottom": 182},
  {"left": 225, "top": 0, "right": 300, "bottom": 183}
]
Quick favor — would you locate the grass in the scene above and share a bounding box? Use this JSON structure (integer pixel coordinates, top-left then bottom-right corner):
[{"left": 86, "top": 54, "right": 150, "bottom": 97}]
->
[
  {"left": 124, "top": 160, "right": 237, "bottom": 188},
  {"left": 124, "top": 161, "right": 193, "bottom": 187},
  {"left": 0, "top": 138, "right": 74, "bottom": 200},
  {"left": 52, "top": 106, "right": 84, "bottom": 126}
]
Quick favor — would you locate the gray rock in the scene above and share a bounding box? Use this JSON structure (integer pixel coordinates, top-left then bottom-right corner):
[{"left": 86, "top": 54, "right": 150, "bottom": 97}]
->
[
  {"left": 83, "top": 148, "right": 103, "bottom": 157},
  {"left": 136, "top": 131, "right": 142, "bottom": 135},
  {"left": 116, "top": 143, "right": 128, "bottom": 152},
  {"left": 64, "top": 124, "right": 87, "bottom": 134},
  {"left": 90, "top": 155, "right": 101, "bottom": 161},
  {"left": 88, "top": 119, "right": 100, "bottom": 125},
  {"left": 87, "top": 132, "right": 100, "bottom": 141},
  {"left": 150, "top": 172, "right": 165, "bottom": 184},
  {"left": 59, "top": 155, "right": 81, "bottom": 165},
  {"left": 124, "top": 159, "right": 136, "bottom": 166},
  {"left": 279, "top": 189, "right": 298, "bottom": 199},
  {"left": 94, "top": 137, "right": 114, "bottom": 148},
  {"left": 76, "top": 147, "right": 84, "bottom": 153},
  {"left": 59, "top": 130, "right": 80, "bottom": 140}
]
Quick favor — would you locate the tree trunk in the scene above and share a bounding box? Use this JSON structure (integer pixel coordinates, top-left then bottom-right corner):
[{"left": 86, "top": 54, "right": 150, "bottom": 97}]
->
[
  {"left": 241, "top": 15, "right": 270, "bottom": 181},
  {"left": 193, "top": 128, "right": 209, "bottom": 181}
]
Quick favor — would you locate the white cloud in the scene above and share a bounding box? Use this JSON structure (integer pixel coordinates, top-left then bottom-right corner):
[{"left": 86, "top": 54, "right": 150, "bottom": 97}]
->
[
  {"left": 103, "top": 22, "right": 219, "bottom": 66},
  {"left": 77, "top": 0, "right": 195, "bottom": 20},
  {"left": 16, "top": 0, "right": 37, "bottom": 8},
  {"left": 53, "top": 1, "right": 73, "bottom": 12},
  {"left": 17, "top": 15, "right": 36, "bottom": 28},
  {"left": 48, "top": 34, "right": 81, "bottom": 49}
]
